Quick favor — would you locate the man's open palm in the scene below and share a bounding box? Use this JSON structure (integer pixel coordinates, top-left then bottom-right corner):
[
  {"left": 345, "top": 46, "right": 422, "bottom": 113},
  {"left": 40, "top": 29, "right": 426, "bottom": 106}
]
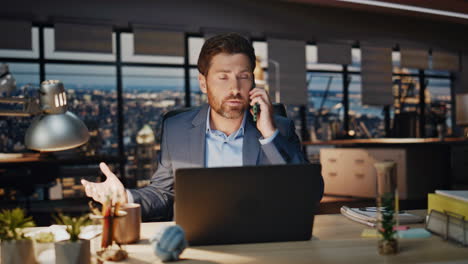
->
[{"left": 81, "top": 162, "right": 127, "bottom": 204}]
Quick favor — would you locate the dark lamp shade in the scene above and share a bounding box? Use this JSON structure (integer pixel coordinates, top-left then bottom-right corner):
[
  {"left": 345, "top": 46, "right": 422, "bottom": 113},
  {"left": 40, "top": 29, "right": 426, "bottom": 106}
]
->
[{"left": 25, "top": 111, "right": 89, "bottom": 151}]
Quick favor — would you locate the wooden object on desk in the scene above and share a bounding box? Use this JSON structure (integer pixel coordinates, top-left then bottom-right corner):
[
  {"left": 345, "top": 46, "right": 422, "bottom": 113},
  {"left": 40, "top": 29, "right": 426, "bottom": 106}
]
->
[{"left": 91, "top": 210, "right": 468, "bottom": 264}]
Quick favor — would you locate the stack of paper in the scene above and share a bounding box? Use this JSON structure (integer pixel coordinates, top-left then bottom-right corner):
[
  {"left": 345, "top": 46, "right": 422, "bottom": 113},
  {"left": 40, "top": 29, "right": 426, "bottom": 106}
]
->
[{"left": 340, "top": 206, "right": 425, "bottom": 227}]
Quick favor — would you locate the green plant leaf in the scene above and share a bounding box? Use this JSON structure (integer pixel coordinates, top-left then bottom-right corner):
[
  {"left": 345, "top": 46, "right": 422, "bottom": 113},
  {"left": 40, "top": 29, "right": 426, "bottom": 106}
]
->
[
  {"left": 53, "top": 213, "right": 90, "bottom": 242},
  {"left": 0, "top": 208, "right": 35, "bottom": 240}
]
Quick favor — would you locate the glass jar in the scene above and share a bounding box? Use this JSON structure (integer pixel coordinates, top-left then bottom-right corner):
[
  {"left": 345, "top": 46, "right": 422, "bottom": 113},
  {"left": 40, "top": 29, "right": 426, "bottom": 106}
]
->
[{"left": 374, "top": 161, "right": 399, "bottom": 255}]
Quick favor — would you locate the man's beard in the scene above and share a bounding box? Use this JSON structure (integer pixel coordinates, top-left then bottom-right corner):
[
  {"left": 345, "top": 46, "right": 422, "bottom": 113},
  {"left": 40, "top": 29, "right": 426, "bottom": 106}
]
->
[{"left": 207, "top": 84, "right": 248, "bottom": 119}]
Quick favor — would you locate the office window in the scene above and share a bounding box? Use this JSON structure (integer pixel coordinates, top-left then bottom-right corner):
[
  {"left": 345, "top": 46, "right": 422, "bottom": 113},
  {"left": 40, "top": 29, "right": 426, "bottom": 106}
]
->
[
  {"left": 189, "top": 37, "right": 204, "bottom": 66},
  {"left": 393, "top": 71, "right": 420, "bottom": 113},
  {"left": 44, "top": 28, "right": 116, "bottom": 61},
  {"left": 120, "top": 32, "right": 184, "bottom": 64},
  {"left": 348, "top": 48, "right": 361, "bottom": 72},
  {"left": 0, "top": 63, "right": 39, "bottom": 153},
  {"left": 0, "top": 27, "right": 39, "bottom": 59},
  {"left": 253, "top": 41, "right": 268, "bottom": 68},
  {"left": 426, "top": 77, "right": 452, "bottom": 136},
  {"left": 426, "top": 69, "right": 451, "bottom": 77},
  {"left": 349, "top": 74, "right": 386, "bottom": 138},
  {"left": 306, "top": 72, "right": 344, "bottom": 140},
  {"left": 190, "top": 68, "right": 207, "bottom": 106},
  {"left": 306, "top": 45, "right": 343, "bottom": 71},
  {"left": 392, "top": 51, "right": 419, "bottom": 74},
  {"left": 122, "top": 67, "right": 184, "bottom": 186},
  {"left": 46, "top": 64, "right": 118, "bottom": 156}
]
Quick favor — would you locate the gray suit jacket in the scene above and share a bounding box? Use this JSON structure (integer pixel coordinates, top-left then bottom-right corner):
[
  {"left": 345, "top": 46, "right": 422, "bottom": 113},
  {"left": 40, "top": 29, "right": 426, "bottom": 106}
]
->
[{"left": 129, "top": 104, "right": 309, "bottom": 220}]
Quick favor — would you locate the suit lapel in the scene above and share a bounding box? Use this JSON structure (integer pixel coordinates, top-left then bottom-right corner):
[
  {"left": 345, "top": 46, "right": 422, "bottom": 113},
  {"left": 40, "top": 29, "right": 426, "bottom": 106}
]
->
[
  {"left": 243, "top": 115, "right": 262, "bottom": 166},
  {"left": 188, "top": 104, "right": 209, "bottom": 168}
]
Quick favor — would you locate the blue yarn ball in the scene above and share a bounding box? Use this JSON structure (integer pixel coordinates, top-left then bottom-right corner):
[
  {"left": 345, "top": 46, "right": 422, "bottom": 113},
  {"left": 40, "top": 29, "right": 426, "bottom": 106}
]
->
[{"left": 151, "top": 225, "right": 187, "bottom": 262}]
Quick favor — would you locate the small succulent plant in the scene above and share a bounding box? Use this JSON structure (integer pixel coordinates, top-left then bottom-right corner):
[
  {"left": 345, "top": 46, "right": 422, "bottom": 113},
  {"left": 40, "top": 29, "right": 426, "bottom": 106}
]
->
[
  {"left": 34, "top": 231, "right": 55, "bottom": 243},
  {"left": 53, "top": 213, "right": 91, "bottom": 242},
  {"left": 0, "top": 208, "right": 36, "bottom": 241}
]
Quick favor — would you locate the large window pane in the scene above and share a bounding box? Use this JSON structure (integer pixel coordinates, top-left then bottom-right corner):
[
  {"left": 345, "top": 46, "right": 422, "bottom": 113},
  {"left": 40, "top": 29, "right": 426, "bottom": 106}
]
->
[
  {"left": 426, "top": 77, "right": 452, "bottom": 136},
  {"left": 46, "top": 64, "right": 117, "bottom": 156},
  {"left": 0, "top": 63, "right": 39, "bottom": 153},
  {"left": 349, "top": 74, "right": 386, "bottom": 138},
  {"left": 189, "top": 37, "right": 204, "bottom": 66},
  {"left": 253, "top": 41, "right": 268, "bottom": 68},
  {"left": 306, "top": 72, "right": 343, "bottom": 141},
  {"left": 122, "top": 67, "right": 184, "bottom": 187},
  {"left": 393, "top": 51, "right": 419, "bottom": 74},
  {"left": 306, "top": 45, "right": 343, "bottom": 71},
  {"left": 348, "top": 48, "right": 361, "bottom": 72},
  {"left": 190, "top": 68, "right": 207, "bottom": 106}
]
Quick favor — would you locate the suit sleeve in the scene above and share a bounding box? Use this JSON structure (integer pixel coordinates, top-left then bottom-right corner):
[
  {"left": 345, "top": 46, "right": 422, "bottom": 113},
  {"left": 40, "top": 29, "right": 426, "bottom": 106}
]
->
[
  {"left": 128, "top": 120, "right": 174, "bottom": 220},
  {"left": 260, "top": 119, "right": 308, "bottom": 164}
]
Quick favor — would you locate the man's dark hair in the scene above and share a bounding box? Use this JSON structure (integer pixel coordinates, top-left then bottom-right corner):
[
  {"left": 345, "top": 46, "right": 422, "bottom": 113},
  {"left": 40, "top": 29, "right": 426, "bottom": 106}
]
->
[{"left": 197, "top": 33, "right": 256, "bottom": 76}]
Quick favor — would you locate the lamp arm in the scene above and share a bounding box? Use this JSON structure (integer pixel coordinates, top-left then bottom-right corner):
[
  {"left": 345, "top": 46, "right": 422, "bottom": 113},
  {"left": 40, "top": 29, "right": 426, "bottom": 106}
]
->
[{"left": 0, "top": 96, "right": 41, "bottom": 117}]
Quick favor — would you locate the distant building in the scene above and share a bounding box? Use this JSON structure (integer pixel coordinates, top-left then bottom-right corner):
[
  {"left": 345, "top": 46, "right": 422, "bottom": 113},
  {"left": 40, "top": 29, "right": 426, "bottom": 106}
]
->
[{"left": 135, "top": 124, "right": 156, "bottom": 187}]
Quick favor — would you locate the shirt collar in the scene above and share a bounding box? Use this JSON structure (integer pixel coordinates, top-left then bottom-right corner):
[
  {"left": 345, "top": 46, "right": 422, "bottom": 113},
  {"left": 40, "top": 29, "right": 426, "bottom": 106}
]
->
[{"left": 206, "top": 106, "right": 246, "bottom": 139}]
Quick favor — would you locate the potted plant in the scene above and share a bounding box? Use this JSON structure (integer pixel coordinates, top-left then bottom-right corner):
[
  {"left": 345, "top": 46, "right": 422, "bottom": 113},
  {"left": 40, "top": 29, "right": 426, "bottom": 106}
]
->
[
  {"left": 0, "top": 208, "right": 36, "bottom": 264},
  {"left": 32, "top": 231, "right": 55, "bottom": 259},
  {"left": 53, "top": 213, "right": 91, "bottom": 264}
]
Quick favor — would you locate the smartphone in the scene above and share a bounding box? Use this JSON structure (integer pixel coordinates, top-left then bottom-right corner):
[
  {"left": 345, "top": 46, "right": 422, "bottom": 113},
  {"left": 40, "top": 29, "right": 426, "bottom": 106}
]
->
[
  {"left": 251, "top": 82, "right": 260, "bottom": 122},
  {"left": 252, "top": 103, "right": 259, "bottom": 122}
]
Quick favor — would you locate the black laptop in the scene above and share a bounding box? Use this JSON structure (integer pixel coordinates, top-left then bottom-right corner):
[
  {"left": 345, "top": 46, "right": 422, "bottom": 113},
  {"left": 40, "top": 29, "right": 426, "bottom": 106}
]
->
[{"left": 174, "top": 164, "right": 323, "bottom": 246}]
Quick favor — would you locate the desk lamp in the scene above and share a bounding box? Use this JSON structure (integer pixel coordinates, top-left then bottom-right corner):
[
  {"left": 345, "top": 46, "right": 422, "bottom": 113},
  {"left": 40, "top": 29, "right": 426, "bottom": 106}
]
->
[{"left": 0, "top": 65, "right": 89, "bottom": 151}]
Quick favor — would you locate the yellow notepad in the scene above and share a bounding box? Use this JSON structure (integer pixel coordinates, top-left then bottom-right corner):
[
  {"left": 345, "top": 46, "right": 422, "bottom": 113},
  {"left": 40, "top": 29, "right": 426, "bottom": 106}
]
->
[
  {"left": 361, "top": 229, "right": 380, "bottom": 238},
  {"left": 428, "top": 193, "right": 468, "bottom": 219}
]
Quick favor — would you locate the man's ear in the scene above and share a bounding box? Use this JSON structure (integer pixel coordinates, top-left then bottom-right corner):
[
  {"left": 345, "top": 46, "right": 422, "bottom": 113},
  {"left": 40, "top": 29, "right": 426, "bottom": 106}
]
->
[{"left": 199, "top": 73, "right": 207, "bottom": 94}]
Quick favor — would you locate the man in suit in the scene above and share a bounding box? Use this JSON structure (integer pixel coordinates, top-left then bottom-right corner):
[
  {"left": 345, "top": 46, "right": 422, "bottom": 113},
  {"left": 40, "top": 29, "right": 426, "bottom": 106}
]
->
[{"left": 82, "top": 33, "right": 312, "bottom": 220}]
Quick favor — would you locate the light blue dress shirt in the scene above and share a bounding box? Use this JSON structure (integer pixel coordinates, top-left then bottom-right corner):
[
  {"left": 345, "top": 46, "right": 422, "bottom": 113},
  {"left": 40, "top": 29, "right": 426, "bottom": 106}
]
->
[{"left": 205, "top": 107, "right": 278, "bottom": 168}]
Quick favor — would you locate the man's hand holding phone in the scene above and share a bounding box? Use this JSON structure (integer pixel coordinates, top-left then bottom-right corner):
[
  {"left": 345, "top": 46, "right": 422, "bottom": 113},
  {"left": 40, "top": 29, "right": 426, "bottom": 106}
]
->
[{"left": 249, "top": 88, "right": 277, "bottom": 138}]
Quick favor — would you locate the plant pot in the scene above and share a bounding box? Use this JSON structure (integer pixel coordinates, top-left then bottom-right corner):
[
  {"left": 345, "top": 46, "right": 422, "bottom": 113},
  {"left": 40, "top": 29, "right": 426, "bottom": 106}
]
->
[
  {"left": 378, "top": 239, "right": 399, "bottom": 255},
  {"left": 33, "top": 241, "right": 54, "bottom": 259},
  {"left": 1, "top": 239, "right": 37, "bottom": 264},
  {"left": 55, "top": 239, "right": 90, "bottom": 264}
]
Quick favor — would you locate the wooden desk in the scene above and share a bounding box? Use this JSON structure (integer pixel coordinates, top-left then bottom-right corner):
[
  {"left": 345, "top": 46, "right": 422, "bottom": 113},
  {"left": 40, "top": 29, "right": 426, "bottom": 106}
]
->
[
  {"left": 105, "top": 211, "right": 468, "bottom": 264},
  {"left": 303, "top": 137, "right": 468, "bottom": 146}
]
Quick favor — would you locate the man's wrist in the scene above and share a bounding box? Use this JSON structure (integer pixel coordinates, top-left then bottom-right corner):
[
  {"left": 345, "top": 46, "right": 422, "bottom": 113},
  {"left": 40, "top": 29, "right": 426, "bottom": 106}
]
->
[
  {"left": 259, "top": 126, "right": 277, "bottom": 139},
  {"left": 259, "top": 129, "right": 279, "bottom": 145}
]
